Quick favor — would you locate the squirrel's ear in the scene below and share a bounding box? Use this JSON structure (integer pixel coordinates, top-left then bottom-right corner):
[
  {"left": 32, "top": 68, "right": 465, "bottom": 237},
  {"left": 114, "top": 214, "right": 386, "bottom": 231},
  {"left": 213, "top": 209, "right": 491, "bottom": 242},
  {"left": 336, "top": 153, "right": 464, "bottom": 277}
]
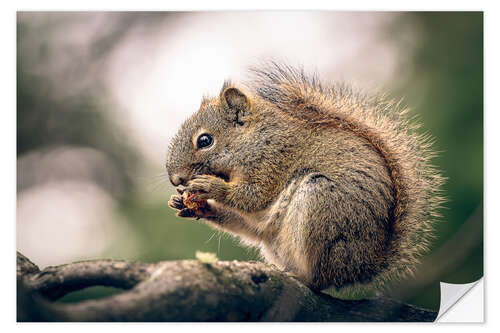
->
[{"left": 221, "top": 87, "right": 251, "bottom": 125}]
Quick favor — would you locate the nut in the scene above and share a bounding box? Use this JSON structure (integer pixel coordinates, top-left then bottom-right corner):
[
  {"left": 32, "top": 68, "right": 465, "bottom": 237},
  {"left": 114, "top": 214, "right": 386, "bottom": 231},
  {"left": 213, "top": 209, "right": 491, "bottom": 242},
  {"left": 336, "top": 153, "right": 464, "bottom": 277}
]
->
[{"left": 182, "top": 191, "right": 208, "bottom": 210}]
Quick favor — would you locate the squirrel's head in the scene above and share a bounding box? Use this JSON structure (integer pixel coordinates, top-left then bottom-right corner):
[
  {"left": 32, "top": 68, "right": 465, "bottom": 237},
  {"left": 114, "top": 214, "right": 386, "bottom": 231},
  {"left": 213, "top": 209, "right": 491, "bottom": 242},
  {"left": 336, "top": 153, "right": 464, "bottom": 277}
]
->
[{"left": 166, "top": 83, "right": 254, "bottom": 187}]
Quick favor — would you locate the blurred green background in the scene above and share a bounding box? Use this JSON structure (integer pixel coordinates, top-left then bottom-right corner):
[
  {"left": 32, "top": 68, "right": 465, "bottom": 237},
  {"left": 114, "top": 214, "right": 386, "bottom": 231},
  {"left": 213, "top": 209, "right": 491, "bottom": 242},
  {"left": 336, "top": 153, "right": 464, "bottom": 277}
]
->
[{"left": 17, "top": 12, "right": 482, "bottom": 311}]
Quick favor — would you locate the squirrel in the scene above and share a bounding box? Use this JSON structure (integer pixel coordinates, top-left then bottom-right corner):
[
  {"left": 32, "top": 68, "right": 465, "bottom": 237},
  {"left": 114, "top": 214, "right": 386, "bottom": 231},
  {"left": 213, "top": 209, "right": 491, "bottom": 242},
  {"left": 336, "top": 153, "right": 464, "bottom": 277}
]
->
[{"left": 166, "top": 62, "right": 445, "bottom": 291}]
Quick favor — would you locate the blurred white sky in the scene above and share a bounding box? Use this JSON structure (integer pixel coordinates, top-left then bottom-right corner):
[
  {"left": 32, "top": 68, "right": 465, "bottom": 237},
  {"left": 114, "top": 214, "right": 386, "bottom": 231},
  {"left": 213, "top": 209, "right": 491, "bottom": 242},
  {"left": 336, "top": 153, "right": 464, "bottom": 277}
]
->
[
  {"left": 17, "top": 12, "right": 409, "bottom": 266},
  {"left": 17, "top": 180, "right": 129, "bottom": 266}
]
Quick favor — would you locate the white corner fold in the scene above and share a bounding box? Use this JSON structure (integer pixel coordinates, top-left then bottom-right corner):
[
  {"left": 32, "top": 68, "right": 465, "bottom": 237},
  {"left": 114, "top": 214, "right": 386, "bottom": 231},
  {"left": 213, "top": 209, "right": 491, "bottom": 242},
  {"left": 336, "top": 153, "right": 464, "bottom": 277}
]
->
[{"left": 436, "top": 278, "right": 483, "bottom": 322}]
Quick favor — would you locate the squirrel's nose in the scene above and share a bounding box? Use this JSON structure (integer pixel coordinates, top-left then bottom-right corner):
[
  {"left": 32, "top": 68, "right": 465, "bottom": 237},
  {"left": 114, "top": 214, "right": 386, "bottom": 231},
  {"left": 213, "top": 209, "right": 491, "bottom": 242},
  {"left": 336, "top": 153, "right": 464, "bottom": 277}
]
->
[{"left": 170, "top": 174, "right": 186, "bottom": 187}]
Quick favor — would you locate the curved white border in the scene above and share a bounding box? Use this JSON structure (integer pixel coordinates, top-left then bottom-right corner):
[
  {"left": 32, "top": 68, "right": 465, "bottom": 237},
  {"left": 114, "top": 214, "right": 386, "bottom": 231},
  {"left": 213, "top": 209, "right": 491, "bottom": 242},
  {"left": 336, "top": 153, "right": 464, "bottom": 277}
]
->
[{"left": 437, "top": 278, "right": 484, "bottom": 322}]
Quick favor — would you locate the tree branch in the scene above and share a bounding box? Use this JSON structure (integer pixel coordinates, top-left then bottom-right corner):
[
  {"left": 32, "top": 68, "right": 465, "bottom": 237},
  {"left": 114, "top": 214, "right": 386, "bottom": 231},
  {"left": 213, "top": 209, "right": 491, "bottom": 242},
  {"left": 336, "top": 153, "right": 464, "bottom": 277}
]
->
[{"left": 16, "top": 252, "right": 437, "bottom": 322}]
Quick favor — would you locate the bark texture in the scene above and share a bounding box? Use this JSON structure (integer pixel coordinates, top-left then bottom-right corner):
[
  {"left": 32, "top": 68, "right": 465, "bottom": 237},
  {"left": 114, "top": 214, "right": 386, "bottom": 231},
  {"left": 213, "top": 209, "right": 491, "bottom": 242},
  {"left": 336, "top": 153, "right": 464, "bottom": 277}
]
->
[{"left": 16, "top": 252, "right": 437, "bottom": 322}]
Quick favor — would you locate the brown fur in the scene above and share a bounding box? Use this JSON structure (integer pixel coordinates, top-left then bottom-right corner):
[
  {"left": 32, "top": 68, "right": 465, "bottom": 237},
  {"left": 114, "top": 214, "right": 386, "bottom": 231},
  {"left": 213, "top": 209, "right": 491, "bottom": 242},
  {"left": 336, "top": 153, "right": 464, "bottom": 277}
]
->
[{"left": 166, "top": 61, "right": 445, "bottom": 291}]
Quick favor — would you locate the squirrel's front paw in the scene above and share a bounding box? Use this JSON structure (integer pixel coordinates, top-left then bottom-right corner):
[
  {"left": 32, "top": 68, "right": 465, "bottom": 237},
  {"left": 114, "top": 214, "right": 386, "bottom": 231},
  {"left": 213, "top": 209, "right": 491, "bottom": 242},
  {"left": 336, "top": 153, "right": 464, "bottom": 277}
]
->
[
  {"left": 168, "top": 194, "right": 215, "bottom": 219},
  {"left": 187, "top": 175, "right": 230, "bottom": 202},
  {"left": 168, "top": 194, "right": 185, "bottom": 210}
]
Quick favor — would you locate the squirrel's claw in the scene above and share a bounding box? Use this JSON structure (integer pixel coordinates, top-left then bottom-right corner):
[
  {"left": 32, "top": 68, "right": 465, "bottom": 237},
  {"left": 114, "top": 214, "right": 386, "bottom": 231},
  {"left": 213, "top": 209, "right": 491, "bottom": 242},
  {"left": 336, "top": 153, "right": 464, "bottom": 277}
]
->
[
  {"left": 168, "top": 194, "right": 185, "bottom": 210},
  {"left": 177, "top": 208, "right": 196, "bottom": 218},
  {"left": 169, "top": 193, "right": 217, "bottom": 219}
]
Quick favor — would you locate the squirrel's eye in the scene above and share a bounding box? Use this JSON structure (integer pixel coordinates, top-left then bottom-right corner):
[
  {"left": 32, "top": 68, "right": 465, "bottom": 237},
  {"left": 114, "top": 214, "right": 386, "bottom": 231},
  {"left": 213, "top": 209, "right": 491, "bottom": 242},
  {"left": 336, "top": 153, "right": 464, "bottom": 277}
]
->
[{"left": 196, "top": 133, "right": 214, "bottom": 150}]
